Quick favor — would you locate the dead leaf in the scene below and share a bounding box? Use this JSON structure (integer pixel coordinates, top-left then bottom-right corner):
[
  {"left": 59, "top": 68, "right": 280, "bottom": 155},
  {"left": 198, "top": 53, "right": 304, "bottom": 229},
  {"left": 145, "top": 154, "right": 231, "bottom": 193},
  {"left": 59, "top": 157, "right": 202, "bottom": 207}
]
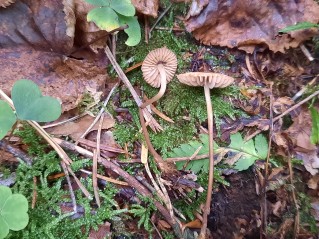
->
[
  {"left": 286, "top": 107, "right": 316, "bottom": 153},
  {"left": 47, "top": 114, "right": 115, "bottom": 141},
  {"left": 88, "top": 221, "right": 111, "bottom": 239},
  {"left": 185, "top": 0, "right": 319, "bottom": 53},
  {"left": 296, "top": 151, "right": 319, "bottom": 175},
  {"left": 0, "top": 47, "right": 106, "bottom": 112},
  {"left": 131, "top": 0, "right": 159, "bottom": 17},
  {"left": 307, "top": 175, "right": 319, "bottom": 189},
  {"left": 182, "top": 219, "right": 202, "bottom": 231},
  {"left": 0, "top": 0, "right": 75, "bottom": 53}
]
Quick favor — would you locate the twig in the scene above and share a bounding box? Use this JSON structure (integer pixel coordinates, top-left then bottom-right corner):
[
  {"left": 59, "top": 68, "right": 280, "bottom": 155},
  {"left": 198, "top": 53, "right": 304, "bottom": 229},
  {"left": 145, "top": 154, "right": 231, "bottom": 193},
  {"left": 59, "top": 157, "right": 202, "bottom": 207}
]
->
[
  {"left": 60, "top": 161, "right": 78, "bottom": 213},
  {"left": 300, "top": 44, "right": 314, "bottom": 62},
  {"left": 0, "top": 140, "right": 33, "bottom": 166},
  {"left": 42, "top": 110, "right": 92, "bottom": 129},
  {"left": 0, "top": 89, "right": 91, "bottom": 198},
  {"left": 262, "top": 82, "right": 274, "bottom": 236},
  {"left": 154, "top": 27, "right": 184, "bottom": 31},
  {"left": 92, "top": 149, "right": 100, "bottom": 207},
  {"left": 78, "top": 138, "right": 126, "bottom": 154},
  {"left": 80, "top": 169, "right": 128, "bottom": 186},
  {"left": 138, "top": 108, "right": 168, "bottom": 172},
  {"left": 166, "top": 153, "right": 209, "bottom": 162},
  {"left": 246, "top": 89, "right": 319, "bottom": 141},
  {"left": 32, "top": 176, "right": 37, "bottom": 209},
  {"left": 144, "top": 15, "right": 149, "bottom": 44},
  {"left": 54, "top": 138, "right": 182, "bottom": 236},
  {"left": 292, "top": 75, "right": 318, "bottom": 101},
  {"left": 273, "top": 89, "right": 319, "bottom": 122},
  {"left": 76, "top": 82, "right": 119, "bottom": 143},
  {"left": 104, "top": 46, "right": 162, "bottom": 132},
  {"left": 94, "top": 113, "right": 105, "bottom": 207},
  {"left": 149, "top": 3, "right": 172, "bottom": 39}
]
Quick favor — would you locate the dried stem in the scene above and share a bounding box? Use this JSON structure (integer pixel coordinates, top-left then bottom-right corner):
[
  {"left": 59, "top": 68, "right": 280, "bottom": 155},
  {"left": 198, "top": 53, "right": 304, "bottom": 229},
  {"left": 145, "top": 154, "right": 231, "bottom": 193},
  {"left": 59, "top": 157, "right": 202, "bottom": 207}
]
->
[
  {"left": 199, "top": 85, "right": 215, "bottom": 238},
  {"left": 104, "top": 46, "right": 162, "bottom": 132}
]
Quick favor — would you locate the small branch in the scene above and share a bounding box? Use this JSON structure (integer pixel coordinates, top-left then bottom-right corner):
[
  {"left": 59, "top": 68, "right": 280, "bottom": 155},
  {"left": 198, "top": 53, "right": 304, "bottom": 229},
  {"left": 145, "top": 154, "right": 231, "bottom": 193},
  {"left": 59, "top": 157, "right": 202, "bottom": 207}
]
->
[
  {"left": 53, "top": 138, "right": 181, "bottom": 235},
  {"left": 104, "top": 46, "right": 162, "bottom": 132},
  {"left": 60, "top": 161, "right": 78, "bottom": 213},
  {"left": 149, "top": 3, "right": 172, "bottom": 38},
  {"left": 0, "top": 140, "right": 33, "bottom": 166},
  {"left": 300, "top": 44, "right": 314, "bottom": 62}
]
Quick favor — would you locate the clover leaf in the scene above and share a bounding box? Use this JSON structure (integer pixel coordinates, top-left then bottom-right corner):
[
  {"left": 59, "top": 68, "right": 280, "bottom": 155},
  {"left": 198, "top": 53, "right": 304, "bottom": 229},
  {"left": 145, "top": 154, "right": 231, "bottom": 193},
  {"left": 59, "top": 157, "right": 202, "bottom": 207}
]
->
[
  {"left": 86, "top": 0, "right": 141, "bottom": 46},
  {"left": 11, "top": 79, "right": 61, "bottom": 122},
  {"left": 0, "top": 186, "right": 29, "bottom": 239},
  {"left": 0, "top": 101, "right": 16, "bottom": 140}
]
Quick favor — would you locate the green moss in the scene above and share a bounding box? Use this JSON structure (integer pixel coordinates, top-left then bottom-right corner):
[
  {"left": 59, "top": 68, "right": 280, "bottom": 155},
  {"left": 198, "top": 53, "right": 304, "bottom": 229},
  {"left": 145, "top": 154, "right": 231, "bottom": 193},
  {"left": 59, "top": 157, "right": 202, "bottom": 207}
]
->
[{"left": 8, "top": 126, "right": 126, "bottom": 239}]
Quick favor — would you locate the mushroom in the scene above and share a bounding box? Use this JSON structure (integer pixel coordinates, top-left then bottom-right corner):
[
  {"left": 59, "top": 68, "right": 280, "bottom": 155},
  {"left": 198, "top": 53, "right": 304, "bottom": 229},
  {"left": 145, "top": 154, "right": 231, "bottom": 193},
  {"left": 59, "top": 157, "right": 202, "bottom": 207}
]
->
[
  {"left": 176, "top": 72, "right": 234, "bottom": 238},
  {"left": 140, "top": 47, "right": 177, "bottom": 108}
]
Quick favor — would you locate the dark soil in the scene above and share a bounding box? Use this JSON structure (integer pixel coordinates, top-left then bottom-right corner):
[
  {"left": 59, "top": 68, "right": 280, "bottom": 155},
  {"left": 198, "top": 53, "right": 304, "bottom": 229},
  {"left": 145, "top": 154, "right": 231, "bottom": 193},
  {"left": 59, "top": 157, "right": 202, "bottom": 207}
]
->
[{"left": 209, "top": 170, "right": 260, "bottom": 239}]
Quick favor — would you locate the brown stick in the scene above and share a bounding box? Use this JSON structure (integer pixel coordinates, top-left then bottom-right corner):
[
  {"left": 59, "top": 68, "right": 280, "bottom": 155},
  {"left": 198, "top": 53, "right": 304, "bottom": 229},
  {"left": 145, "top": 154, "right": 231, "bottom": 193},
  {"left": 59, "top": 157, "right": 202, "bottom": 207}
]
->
[
  {"left": 104, "top": 46, "right": 162, "bottom": 132},
  {"left": 53, "top": 138, "right": 180, "bottom": 235}
]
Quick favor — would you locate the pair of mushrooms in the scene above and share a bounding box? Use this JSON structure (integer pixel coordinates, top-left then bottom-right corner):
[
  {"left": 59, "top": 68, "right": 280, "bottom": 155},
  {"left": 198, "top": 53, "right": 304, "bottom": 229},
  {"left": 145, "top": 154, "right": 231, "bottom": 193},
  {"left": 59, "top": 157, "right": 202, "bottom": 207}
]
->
[{"left": 140, "top": 47, "right": 234, "bottom": 237}]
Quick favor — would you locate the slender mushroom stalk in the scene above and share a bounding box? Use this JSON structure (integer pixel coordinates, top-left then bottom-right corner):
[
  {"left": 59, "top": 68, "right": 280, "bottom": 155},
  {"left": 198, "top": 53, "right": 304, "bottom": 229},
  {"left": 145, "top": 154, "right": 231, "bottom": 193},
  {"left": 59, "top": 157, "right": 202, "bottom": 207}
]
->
[
  {"left": 177, "top": 72, "right": 234, "bottom": 238},
  {"left": 140, "top": 47, "right": 177, "bottom": 108}
]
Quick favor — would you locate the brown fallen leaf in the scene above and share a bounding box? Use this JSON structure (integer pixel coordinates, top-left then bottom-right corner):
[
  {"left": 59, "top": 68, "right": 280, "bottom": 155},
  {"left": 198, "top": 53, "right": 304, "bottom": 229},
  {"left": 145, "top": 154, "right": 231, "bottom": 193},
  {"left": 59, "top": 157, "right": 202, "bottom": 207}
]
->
[
  {"left": 307, "top": 175, "right": 319, "bottom": 190},
  {"left": 0, "top": 0, "right": 74, "bottom": 53},
  {"left": 47, "top": 114, "right": 115, "bottom": 141},
  {"left": 185, "top": 0, "right": 319, "bottom": 53},
  {"left": 131, "top": 0, "right": 159, "bottom": 17},
  {"left": 0, "top": 47, "right": 106, "bottom": 112}
]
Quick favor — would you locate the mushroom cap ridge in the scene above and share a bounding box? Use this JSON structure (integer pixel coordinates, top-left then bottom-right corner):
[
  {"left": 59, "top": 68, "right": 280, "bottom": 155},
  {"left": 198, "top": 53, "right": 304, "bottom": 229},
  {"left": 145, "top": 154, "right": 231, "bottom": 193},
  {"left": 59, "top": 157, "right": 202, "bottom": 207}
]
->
[
  {"left": 141, "top": 47, "right": 178, "bottom": 88},
  {"left": 177, "top": 72, "right": 234, "bottom": 89}
]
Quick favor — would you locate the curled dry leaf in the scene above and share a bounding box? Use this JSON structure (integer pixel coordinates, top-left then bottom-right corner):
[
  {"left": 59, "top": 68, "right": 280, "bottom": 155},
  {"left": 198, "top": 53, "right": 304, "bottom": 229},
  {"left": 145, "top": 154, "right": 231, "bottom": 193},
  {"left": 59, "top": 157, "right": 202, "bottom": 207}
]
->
[
  {"left": 0, "top": 0, "right": 75, "bottom": 53},
  {"left": 185, "top": 0, "right": 319, "bottom": 53}
]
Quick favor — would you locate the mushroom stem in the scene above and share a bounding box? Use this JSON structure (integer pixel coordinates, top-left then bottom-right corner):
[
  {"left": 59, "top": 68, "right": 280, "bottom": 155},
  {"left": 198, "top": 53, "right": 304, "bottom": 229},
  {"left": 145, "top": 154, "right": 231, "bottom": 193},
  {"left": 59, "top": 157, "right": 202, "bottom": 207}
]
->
[
  {"left": 140, "top": 64, "right": 167, "bottom": 108},
  {"left": 199, "top": 84, "right": 215, "bottom": 238}
]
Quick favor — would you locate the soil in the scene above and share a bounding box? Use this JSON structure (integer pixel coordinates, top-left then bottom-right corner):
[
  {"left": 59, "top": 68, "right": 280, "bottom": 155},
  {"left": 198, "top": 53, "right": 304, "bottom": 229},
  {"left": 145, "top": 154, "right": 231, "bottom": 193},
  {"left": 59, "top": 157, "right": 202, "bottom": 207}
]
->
[{"left": 209, "top": 170, "right": 260, "bottom": 239}]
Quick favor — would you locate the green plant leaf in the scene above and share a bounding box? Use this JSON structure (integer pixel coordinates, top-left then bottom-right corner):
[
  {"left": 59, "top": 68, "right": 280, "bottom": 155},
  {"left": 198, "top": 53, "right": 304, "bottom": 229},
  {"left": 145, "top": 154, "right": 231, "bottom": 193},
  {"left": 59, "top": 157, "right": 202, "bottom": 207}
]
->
[
  {"left": 85, "top": 0, "right": 110, "bottom": 6},
  {"left": 310, "top": 106, "right": 319, "bottom": 145},
  {"left": 110, "top": 0, "right": 135, "bottom": 16},
  {"left": 0, "top": 186, "right": 29, "bottom": 239},
  {"left": 255, "top": 134, "right": 268, "bottom": 159},
  {"left": 87, "top": 7, "right": 120, "bottom": 31},
  {"left": 118, "top": 15, "right": 141, "bottom": 46},
  {"left": 234, "top": 157, "right": 257, "bottom": 171},
  {"left": 0, "top": 100, "right": 16, "bottom": 140},
  {"left": 279, "top": 21, "right": 319, "bottom": 33},
  {"left": 11, "top": 79, "right": 61, "bottom": 122},
  {"left": 168, "top": 133, "right": 268, "bottom": 173}
]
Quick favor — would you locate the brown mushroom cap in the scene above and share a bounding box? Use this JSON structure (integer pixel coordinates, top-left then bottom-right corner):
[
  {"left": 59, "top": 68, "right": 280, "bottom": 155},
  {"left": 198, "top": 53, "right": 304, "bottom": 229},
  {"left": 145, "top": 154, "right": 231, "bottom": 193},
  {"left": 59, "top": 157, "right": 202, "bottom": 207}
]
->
[
  {"left": 141, "top": 47, "right": 178, "bottom": 88},
  {"left": 0, "top": 0, "right": 15, "bottom": 7},
  {"left": 177, "top": 72, "right": 234, "bottom": 89}
]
